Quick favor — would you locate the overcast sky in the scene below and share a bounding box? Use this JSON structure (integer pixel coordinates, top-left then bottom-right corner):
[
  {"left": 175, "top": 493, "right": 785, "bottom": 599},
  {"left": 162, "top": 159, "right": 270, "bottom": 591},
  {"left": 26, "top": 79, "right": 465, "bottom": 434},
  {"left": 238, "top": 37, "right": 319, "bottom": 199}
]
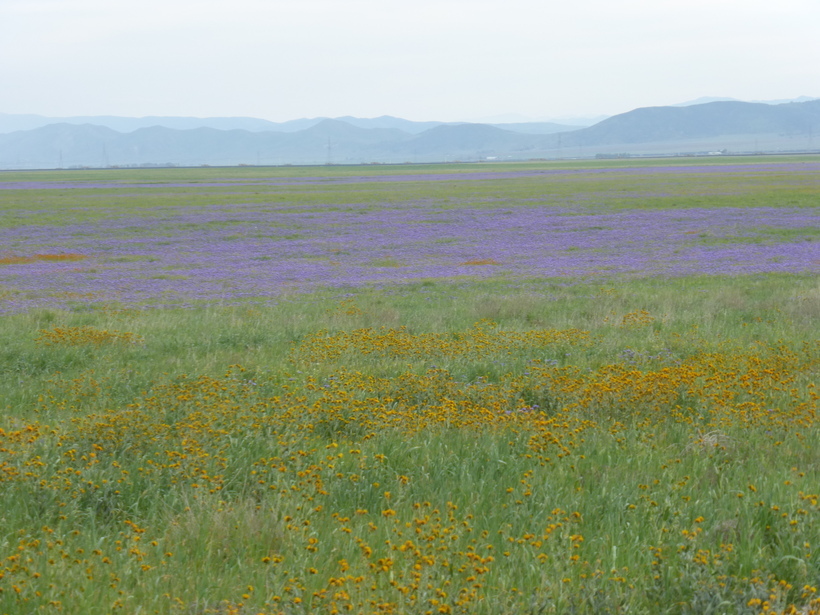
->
[{"left": 2, "top": 0, "right": 818, "bottom": 122}]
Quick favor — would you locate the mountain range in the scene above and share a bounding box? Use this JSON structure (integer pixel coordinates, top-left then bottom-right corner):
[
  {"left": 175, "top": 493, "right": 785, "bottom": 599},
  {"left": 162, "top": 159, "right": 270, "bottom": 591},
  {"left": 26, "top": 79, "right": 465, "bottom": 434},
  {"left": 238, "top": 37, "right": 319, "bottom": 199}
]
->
[
  {"left": 0, "top": 113, "right": 579, "bottom": 137},
  {"left": 0, "top": 98, "right": 818, "bottom": 169}
]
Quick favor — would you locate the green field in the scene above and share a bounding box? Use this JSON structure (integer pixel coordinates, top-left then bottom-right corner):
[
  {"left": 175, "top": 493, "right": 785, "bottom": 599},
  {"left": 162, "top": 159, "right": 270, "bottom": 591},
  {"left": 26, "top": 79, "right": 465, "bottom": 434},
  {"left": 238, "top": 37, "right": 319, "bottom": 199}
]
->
[{"left": 0, "top": 159, "right": 818, "bottom": 614}]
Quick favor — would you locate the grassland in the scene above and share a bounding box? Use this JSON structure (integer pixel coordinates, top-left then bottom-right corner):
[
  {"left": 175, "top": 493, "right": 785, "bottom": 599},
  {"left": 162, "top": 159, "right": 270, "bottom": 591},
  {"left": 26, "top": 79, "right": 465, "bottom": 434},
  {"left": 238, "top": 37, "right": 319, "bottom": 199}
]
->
[{"left": 0, "top": 158, "right": 818, "bottom": 614}]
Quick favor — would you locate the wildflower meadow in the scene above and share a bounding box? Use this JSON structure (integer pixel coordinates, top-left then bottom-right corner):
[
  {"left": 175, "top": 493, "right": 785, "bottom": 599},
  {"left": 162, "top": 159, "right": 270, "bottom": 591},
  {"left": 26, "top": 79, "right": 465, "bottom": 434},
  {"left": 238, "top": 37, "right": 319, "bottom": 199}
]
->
[{"left": 0, "top": 157, "right": 818, "bottom": 614}]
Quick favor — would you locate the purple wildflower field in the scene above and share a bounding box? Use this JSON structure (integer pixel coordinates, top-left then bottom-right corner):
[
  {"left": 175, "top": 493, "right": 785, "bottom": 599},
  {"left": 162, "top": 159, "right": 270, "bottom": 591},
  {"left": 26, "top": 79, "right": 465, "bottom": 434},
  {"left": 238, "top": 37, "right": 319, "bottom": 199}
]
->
[{"left": 1, "top": 163, "right": 818, "bottom": 313}]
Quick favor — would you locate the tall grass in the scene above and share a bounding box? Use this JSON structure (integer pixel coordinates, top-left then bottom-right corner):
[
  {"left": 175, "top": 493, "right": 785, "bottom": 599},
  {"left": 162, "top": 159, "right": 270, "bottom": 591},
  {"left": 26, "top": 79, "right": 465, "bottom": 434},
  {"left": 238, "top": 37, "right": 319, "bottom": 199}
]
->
[{"left": 1, "top": 273, "right": 817, "bottom": 614}]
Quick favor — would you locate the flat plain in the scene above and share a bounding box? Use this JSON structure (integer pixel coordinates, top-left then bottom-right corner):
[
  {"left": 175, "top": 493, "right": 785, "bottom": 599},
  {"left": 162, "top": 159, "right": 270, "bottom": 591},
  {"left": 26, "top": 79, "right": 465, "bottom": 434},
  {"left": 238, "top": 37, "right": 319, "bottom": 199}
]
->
[{"left": 0, "top": 157, "right": 818, "bottom": 614}]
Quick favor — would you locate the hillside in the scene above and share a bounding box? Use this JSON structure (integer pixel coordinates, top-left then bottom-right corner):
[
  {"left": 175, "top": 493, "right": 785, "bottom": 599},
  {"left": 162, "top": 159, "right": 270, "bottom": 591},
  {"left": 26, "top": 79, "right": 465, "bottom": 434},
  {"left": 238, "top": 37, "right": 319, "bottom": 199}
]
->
[
  {"left": 390, "top": 124, "right": 541, "bottom": 158},
  {"left": 557, "top": 100, "right": 820, "bottom": 146}
]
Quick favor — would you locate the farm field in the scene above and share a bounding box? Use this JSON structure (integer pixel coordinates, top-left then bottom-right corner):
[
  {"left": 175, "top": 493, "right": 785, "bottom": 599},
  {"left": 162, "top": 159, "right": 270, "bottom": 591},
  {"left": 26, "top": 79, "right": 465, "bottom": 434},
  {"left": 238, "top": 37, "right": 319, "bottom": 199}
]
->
[{"left": 0, "top": 157, "right": 818, "bottom": 614}]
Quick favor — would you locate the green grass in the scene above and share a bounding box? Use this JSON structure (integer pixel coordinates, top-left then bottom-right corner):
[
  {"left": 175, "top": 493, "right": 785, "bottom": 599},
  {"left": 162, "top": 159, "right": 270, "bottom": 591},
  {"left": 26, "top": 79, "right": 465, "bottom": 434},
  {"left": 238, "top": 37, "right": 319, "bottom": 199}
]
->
[
  {"left": 691, "top": 225, "right": 820, "bottom": 246},
  {"left": 1, "top": 273, "right": 814, "bottom": 418},
  {"left": 1, "top": 274, "right": 817, "bottom": 614}
]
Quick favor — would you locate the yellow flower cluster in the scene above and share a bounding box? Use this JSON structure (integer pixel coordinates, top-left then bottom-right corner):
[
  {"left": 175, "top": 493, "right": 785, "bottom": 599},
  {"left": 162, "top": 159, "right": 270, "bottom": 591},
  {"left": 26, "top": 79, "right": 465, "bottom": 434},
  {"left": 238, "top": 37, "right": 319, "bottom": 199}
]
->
[
  {"left": 291, "top": 320, "right": 588, "bottom": 364},
  {"left": 1, "top": 321, "right": 817, "bottom": 614},
  {"left": 603, "top": 309, "right": 656, "bottom": 328},
  {"left": 619, "top": 309, "right": 655, "bottom": 328},
  {"left": 35, "top": 326, "right": 144, "bottom": 347}
]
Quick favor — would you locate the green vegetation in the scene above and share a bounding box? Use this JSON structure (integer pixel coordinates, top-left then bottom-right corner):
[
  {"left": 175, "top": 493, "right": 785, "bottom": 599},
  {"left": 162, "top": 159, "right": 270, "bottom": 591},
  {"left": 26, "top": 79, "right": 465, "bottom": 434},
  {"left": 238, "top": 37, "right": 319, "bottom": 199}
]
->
[
  {"left": 690, "top": 225, "right": 820, "bottom": 246},
  {"left": 1, "top": 273, "right": 818, "bottom": 614},
  {"left": 0, "top": 160, "right": 817, "bottom": 614}
]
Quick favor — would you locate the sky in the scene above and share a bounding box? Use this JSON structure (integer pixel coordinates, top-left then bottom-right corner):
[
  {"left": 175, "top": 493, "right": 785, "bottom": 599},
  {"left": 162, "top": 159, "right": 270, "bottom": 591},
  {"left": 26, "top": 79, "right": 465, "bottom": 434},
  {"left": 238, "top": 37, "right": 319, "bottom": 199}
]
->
[{"left": 2, "top": 0, "right": 819, "bottom": 123}]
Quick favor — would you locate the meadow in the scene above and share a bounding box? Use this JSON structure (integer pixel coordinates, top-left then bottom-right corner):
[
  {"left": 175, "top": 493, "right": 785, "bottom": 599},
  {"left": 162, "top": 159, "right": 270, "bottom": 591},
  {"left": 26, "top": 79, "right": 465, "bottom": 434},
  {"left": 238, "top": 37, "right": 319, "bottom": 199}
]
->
[{"left": 0, "top": 157, "right": 818, "bottom": 614}]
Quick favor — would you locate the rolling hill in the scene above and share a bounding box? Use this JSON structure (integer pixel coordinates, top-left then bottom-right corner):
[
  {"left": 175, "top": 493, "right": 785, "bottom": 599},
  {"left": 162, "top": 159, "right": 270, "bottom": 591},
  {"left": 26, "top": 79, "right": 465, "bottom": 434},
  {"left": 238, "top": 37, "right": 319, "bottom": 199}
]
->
[{"left": 555, "top": 100, "right": 820, "bottom": 146}]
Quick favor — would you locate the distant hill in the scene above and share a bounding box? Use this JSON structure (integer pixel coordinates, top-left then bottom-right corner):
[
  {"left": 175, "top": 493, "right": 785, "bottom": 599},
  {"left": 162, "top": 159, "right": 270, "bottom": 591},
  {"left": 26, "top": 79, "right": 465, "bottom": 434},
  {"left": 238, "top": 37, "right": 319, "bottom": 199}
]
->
[
  {"left": 392, "top": 124, "right": 538, "bottom": 155},
  {"left": 553, "top": 100, "right": 820, "bottom": 147},
  {"left": 673, "top": 95, "right": 818, "bottom": 107},
  {"left": 0, "top": 112, "right": 578, "bottom": 137},
  {"left": 0, "top": 113, "right": 450, "bottom": 135},
  {"left": 0, "top": 123, "right": 121, "bottom": 167},
  {"left": 489, "top": 122, "right": 580, "bottom": 135},
  {"left": 0, "top": 121, "right": 412, "bottom": 167},
  {"left": 1, "top": 99, "right": 819, "bottom": 168},
  {"left": 0, "top": 113, "right": 294, "bottom": 134},
  {"left": 294, "top": 119, "right": 409, "bottom": 145},
  {"left": 333, "top": 116, "right": 449, "bottom": 134}
]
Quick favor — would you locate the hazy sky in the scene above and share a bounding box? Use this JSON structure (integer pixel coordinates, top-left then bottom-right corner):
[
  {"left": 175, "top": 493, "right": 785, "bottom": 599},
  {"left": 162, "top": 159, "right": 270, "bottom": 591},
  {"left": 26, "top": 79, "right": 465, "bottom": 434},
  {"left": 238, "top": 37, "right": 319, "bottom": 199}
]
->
[{"left": 2, "top": 0, "right": 818, "bottom": 122}]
